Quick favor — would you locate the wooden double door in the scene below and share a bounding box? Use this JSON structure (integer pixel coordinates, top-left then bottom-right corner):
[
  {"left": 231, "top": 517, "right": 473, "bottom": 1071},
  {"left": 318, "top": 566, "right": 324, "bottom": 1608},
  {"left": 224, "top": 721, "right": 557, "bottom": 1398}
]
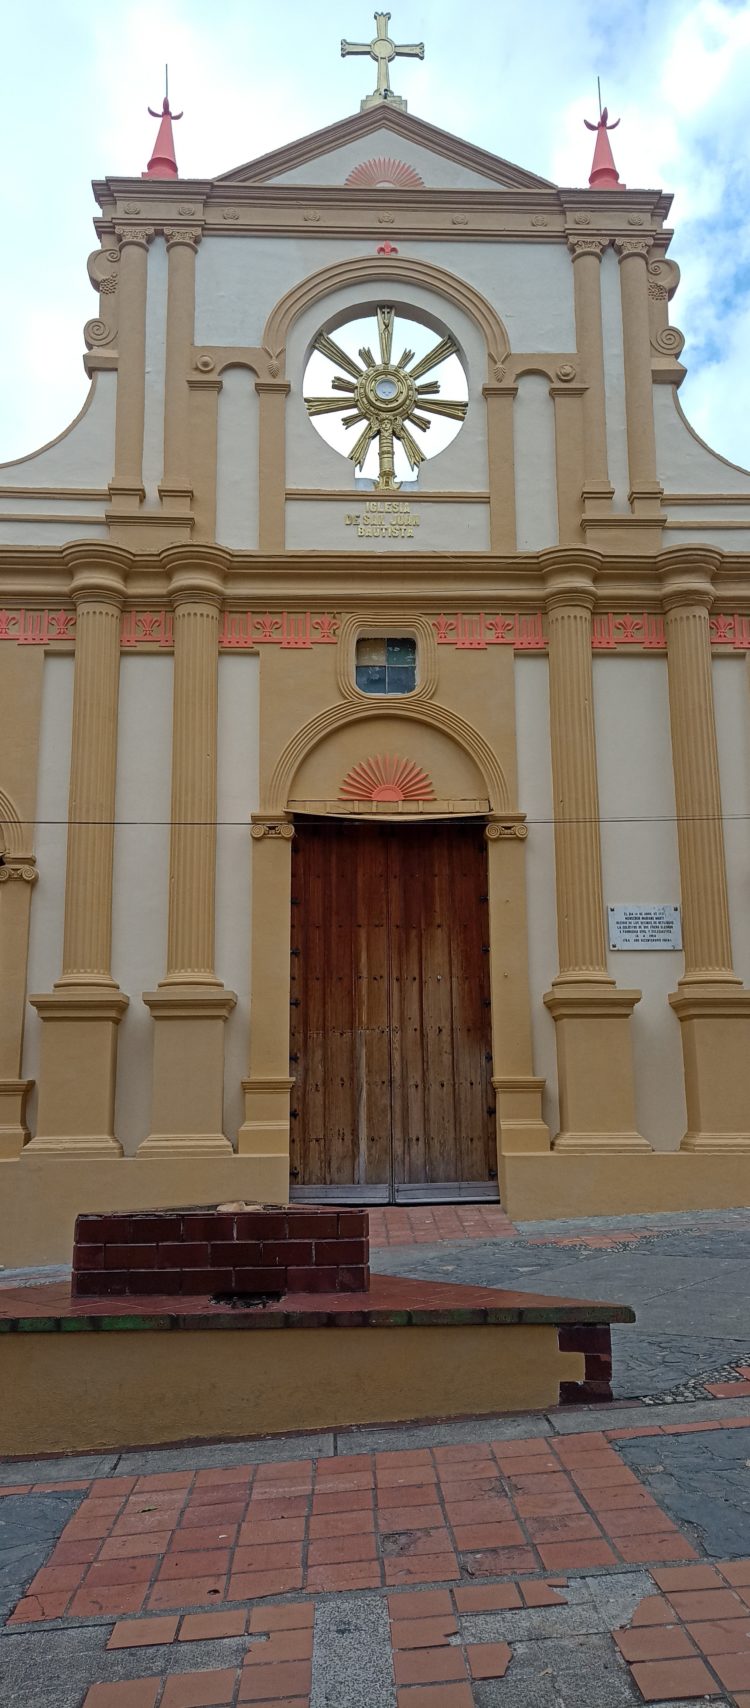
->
[{"left": 289, "top": 819, "right": 497, "bottom": 1201}]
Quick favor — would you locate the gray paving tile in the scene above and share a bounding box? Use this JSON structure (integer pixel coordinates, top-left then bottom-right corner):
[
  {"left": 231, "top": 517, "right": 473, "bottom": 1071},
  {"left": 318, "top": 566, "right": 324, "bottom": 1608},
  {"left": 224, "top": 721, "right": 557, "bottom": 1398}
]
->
[
  {"left": 310, "top": 1591, "right": 395, "bottom": 1708},
  {"left": 0, "top": 1456, "right": 118, "bottom": 1486},
  {"left": 116, "top": 1433, "right": 335, "bottom": 1473},
  {"left": 337, "top": 1414, "right": 552, "bottom": 1453}
]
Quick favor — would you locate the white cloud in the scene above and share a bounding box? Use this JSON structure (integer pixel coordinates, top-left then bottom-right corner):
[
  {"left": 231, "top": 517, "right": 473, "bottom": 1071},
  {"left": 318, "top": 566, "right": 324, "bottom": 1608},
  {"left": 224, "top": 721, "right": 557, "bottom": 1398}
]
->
[{"left": 0, "top": 0, "right": 749, "bottom": 468}]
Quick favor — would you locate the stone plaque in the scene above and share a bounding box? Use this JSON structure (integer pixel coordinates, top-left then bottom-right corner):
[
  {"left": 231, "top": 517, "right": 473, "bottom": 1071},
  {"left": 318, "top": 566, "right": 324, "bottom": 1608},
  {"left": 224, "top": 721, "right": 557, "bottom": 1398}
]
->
[{"left": 608, "top": 904, "right": 682, "bottom": 951}]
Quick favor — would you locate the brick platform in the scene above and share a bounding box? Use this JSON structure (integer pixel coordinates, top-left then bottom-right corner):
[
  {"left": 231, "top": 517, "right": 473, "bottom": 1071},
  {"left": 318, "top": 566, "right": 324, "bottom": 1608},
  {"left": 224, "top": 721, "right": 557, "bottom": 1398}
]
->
[{"left": 72, "top": 1207, "right": 369, "bottom": 1300}]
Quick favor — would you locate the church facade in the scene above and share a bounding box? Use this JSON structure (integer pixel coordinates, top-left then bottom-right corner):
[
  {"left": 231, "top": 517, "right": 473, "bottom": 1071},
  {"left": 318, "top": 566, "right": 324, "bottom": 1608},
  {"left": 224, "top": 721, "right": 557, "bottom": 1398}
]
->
[{"left": 3, "top": 31, "right": 750, "bottom": 1264}]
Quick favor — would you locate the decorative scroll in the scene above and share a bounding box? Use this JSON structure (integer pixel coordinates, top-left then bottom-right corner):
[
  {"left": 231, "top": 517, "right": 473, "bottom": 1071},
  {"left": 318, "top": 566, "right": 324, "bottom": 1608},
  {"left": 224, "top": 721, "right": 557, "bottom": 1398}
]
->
[{"left": 1, "top": 609, "right": 749, "bottom": 653}]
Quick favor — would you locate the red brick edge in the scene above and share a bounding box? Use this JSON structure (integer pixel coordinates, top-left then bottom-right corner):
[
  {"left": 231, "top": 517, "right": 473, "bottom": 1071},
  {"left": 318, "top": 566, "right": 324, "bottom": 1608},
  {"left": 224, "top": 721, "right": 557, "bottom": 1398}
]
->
[
  {"left": 72, "top": 1206, "right": 370, "bottom": 1300},
  {"left": 558, "top": 1322, "right": 613, "bottom": 1404}
]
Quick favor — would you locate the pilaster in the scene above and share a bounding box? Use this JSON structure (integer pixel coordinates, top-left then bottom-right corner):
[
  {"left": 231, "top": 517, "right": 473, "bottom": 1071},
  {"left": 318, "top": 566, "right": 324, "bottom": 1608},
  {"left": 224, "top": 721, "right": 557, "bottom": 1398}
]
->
[
  {"left": 108, "top": 226, "right": 153, "bottom": 516},
  {"left": 160, "top": 228, "right": 201, "bottom": 518},
  {"left": 483, "top": 383, "right": 517, "bottom": 551},
  {"left": 238, "top": 819, "right": 295, "bottom": 1170},
  {"left": 614, "top": 238, "right": 664, "bottom": 523},
  {"left": 660, "top": 546, "right": 750, "bottom": 1150},
  {"left": 256, "top": 381, "right": 291, "bottom": 553},
  {"left": 485, "top": 820, "right": 550, "bottom": 1154},
  {"left": 140, "top": 556, "right": 236, "bottom": 1156},
  {"left": 0, "top": 859, "right": 37, "bottom": 1155},
  {"left": 28, "top": 558, "right": 129, "bottom": 1156},
  {"left": 567, "top": 237, "right": 614, "bottom": 516},
  {"left": 541, "top": 548, "right": 647, "bottom": 1153}
]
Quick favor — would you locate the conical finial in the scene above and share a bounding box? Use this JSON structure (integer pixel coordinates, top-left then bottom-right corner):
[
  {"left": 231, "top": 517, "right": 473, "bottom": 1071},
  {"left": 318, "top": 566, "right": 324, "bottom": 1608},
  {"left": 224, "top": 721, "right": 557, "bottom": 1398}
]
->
[
  {"left": 143, "top": 65, "right": 183, "bottom": 179},
  {"left": 584, "top": 80, "right": 623, "bottom": 189}
]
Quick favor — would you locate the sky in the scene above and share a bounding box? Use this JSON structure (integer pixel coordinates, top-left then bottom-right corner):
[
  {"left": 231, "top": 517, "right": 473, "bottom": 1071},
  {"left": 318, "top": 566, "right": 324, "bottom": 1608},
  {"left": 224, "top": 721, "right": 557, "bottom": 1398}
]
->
[{"left": 0, "top": 0, "right": 749, "bottom": 469}]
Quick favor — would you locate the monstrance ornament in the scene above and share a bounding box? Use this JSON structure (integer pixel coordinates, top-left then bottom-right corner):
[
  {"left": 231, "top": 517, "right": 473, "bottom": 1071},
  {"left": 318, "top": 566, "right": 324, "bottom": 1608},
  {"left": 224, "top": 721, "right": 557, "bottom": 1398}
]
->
[{"left": 304, "top": 307, "right": 468, "bottom": 490}]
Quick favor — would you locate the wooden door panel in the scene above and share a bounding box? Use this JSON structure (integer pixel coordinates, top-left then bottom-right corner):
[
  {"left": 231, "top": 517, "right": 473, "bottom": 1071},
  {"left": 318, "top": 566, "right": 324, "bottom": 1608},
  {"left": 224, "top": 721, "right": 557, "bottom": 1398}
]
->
[{"left": 291, "top": 819, "right": 495, "bottom": 1194}]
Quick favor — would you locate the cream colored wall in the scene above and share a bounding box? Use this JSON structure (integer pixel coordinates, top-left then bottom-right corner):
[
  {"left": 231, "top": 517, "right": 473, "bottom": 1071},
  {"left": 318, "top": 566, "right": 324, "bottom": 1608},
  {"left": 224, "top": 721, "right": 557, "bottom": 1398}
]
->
[
  {"left": 284, "top": 499, "right": 490, "bottom": 551},
  {"left": 599, "top": 248, "right": 630, "bottom": 514},
  {"left": 142, "top": 238, "right": 168, "bottom": 503},
  {"left": 593, "top": 655, "right": 685, "bottom": 1151},
  {"left": 513, "top": 376, "right": 557, "bottom": 550},
  {"left": 0, "top": 372, "right": 116, "bottom": 491},
  {"left": 266, "top": 135, "right": 510, "bottom": 190},
  {"left": 195, "top": 237, "right": 574, "bottom": 354},
  {"left": 0, "top": 523, "right": 108, "bottom": 545},
  {"left": 513, "top": 655, "right": 559, "bottom": 1138},
  {"left": 215, "top": 368, "right": 260, "bottom": 549},
  {"left": 20, "top": 654, "right": 74, "bottom": 1134},
  {"left": 216, "top": 654, "right": 259, "bottom": 1142},
  {"left": 713, "top": 657, "right": 750, "bottom": 991},
  {"left": 663, "top": 529, "right": 750, "bottom": 548},
  {"left": 111, "top": 655, "right": 173, "bottom": 1154},
  {"left": 656, "top": 388, "right": 750, "bottom": 495}
]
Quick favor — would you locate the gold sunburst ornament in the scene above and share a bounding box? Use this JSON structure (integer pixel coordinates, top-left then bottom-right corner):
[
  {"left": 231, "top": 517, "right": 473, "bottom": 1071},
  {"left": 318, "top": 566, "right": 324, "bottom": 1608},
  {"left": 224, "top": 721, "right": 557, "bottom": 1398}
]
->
[{"left": 304, "top": 307, "right": 468, "bottom": 490}]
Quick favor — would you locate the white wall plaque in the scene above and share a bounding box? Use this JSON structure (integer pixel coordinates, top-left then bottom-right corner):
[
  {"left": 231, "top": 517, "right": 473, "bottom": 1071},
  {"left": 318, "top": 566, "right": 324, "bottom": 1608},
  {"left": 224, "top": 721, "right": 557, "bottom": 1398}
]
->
[{"left": 608, "top": 904, "right": 682, "bottom": 951}]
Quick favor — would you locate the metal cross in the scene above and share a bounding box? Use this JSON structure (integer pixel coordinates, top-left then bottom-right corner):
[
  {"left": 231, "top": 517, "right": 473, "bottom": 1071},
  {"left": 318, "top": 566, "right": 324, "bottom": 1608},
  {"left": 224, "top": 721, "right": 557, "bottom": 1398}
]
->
[{"left": 341, "top": 11, "right": 424, "bottom": 113}]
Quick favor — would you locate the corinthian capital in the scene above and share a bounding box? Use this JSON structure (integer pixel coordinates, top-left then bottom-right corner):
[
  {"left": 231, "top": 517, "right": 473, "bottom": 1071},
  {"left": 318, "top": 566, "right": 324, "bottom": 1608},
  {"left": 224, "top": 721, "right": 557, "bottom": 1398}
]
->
[
  {"left": 164, "top": 227, "right": 202, "bottom": 251},
  {"left": 114, "top": 225, "right": 155, "bottom": 250},
  {"left": 614, "top": 237, "right": 652, "bottom": 262},
  {"left": 567, "top": 236, "right": 608, "bottom": 261}
]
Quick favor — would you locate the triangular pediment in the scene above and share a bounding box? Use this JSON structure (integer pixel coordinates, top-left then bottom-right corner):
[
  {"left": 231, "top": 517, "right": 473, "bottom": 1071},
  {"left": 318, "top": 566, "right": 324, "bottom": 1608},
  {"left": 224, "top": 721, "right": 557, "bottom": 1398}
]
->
[{"left": 216, "top": 107, "right": 555, "bottom": 194}]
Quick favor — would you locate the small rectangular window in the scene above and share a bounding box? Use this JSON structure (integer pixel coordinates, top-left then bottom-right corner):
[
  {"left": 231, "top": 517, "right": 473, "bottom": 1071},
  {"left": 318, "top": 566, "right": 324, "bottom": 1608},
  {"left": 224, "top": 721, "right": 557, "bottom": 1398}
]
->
[{"left": 356, "top": 636, "right": 417, "bottom": 695}]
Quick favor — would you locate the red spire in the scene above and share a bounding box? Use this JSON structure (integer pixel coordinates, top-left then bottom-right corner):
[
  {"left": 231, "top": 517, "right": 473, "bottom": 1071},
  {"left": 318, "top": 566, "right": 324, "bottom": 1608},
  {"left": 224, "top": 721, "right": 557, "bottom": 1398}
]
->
[
  {"left": 143, "top": 72, "right": 182, "bottom": 179},
  {"left": 584, "top": 105, "right": 624, "bottom": 190}
]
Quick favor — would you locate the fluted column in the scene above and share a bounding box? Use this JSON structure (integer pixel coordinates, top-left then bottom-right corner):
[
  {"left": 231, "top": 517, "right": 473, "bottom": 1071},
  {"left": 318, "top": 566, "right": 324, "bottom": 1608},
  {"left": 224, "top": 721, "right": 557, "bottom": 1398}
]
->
[
  {"left": 615, "top": 238, "right": 662, "bottom": 515},
  {"left": 161, "top": 227, "right": 201, "bottom": 516},
  {"left": 568, "top": 238, "right": 614, "bottom": 513},
  {"left": 110, "top": 226, "right": 153, "bottom": 512},
  {"left": 542, "top": 549, "right": 647, "bottom": 1152},
  {"left": 28, "top": 560, "right": 129, "bottom": 1155},
  {"left": 141, "top": 560, "right": 236, "bottom": 1155},
  {"left": 660, "top": 547, "right": 750, "bottom": 1149}
]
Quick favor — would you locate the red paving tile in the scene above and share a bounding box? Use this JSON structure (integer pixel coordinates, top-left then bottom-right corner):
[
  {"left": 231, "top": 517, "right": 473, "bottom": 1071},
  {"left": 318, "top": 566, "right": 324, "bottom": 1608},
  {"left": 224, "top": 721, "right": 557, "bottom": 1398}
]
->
[
  {"left": 395, "top": 1685, "right": 474, "bottom": 1707},
  {"left": 248, "top": 1603, "right": 316, "bottom": 1631},
  {"left": 161, "top": 1675, "right": 238, "bottom": 1707},
  {"left": 237, "top": 1661, "right": 312, "bottom": 1701},
  {"left": 394, "top": 1646, "right": 467, "bottom": 1684},
  {"left": 465, "top": 1641, "right": 512, "bottom": 1678},
  {"left": 179, "top": 1610, "right": 247, "bottom": 1641},
  {"left": 628, "top": 1657, "right": 722, "bottom": 1699},
  {"left": 687, "top": 1617, "right": 750, "bottom": 1653},
  {"left": 387, "top": 1591, "right": 454, "bottom": 1619},
  {"left": 83, "top": 1687, "right": 160, "bottom": 1708},
  {"left": 107, "top": 1615, "right": 179, "bottom": 1649},
  {"left": 391, "top": 1616, "right": 458, "bottom": 1648},
  {"left": 614, "top": 1625, "right": 698, "bottom": 1661},
  {"left": 453, "top": 1583, "right": 522, "bottom": 1612}
]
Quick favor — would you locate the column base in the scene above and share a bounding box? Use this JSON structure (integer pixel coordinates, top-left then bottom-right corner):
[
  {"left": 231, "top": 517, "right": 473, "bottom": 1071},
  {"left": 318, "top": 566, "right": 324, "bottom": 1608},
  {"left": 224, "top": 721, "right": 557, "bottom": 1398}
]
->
[
  {"left": 544, "top": 981, "right": 651, "bottom": 1153},
  {"left": 140, "top": 985, "right": 237, "bottom": 1157},
  {"left": 670, "top": 981, "right": 750, "bottom": 1151},
  {"left": 237, "top": 1076, "right": 294, "bottom": 1160},
  {"left": 493, "top": 1076, "right": 550, "bottom": 1154},
  {"left": 0, "top": 1080, "right": 33, "bottom": 1158},
  {"left": 26, "top": 988, "right": 128, "bottom": 1156}
]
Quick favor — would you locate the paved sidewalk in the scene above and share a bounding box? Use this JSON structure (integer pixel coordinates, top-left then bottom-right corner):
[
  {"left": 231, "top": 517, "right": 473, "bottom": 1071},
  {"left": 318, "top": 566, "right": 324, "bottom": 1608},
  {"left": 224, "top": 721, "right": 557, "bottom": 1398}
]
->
[{"left": 2, "top": 1208, "right": 749, "bottom": 1705}]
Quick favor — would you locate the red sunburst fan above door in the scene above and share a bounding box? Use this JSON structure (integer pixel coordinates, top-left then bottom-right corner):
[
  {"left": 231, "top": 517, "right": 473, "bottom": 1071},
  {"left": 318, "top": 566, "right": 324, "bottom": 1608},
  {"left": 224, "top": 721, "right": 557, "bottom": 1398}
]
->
[{"left": 339, "top": 754, "right": 435, "bottom": 802}]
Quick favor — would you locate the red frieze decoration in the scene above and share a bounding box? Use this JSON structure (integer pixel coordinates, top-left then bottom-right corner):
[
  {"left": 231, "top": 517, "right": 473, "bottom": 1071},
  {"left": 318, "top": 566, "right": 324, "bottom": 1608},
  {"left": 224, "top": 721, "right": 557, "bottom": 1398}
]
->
[
  {"left": 1, "top": 609, "right": 750, "bottom": 652},
  {"left": 340, "top": 754, "right": 435, "bottom": 802}
]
